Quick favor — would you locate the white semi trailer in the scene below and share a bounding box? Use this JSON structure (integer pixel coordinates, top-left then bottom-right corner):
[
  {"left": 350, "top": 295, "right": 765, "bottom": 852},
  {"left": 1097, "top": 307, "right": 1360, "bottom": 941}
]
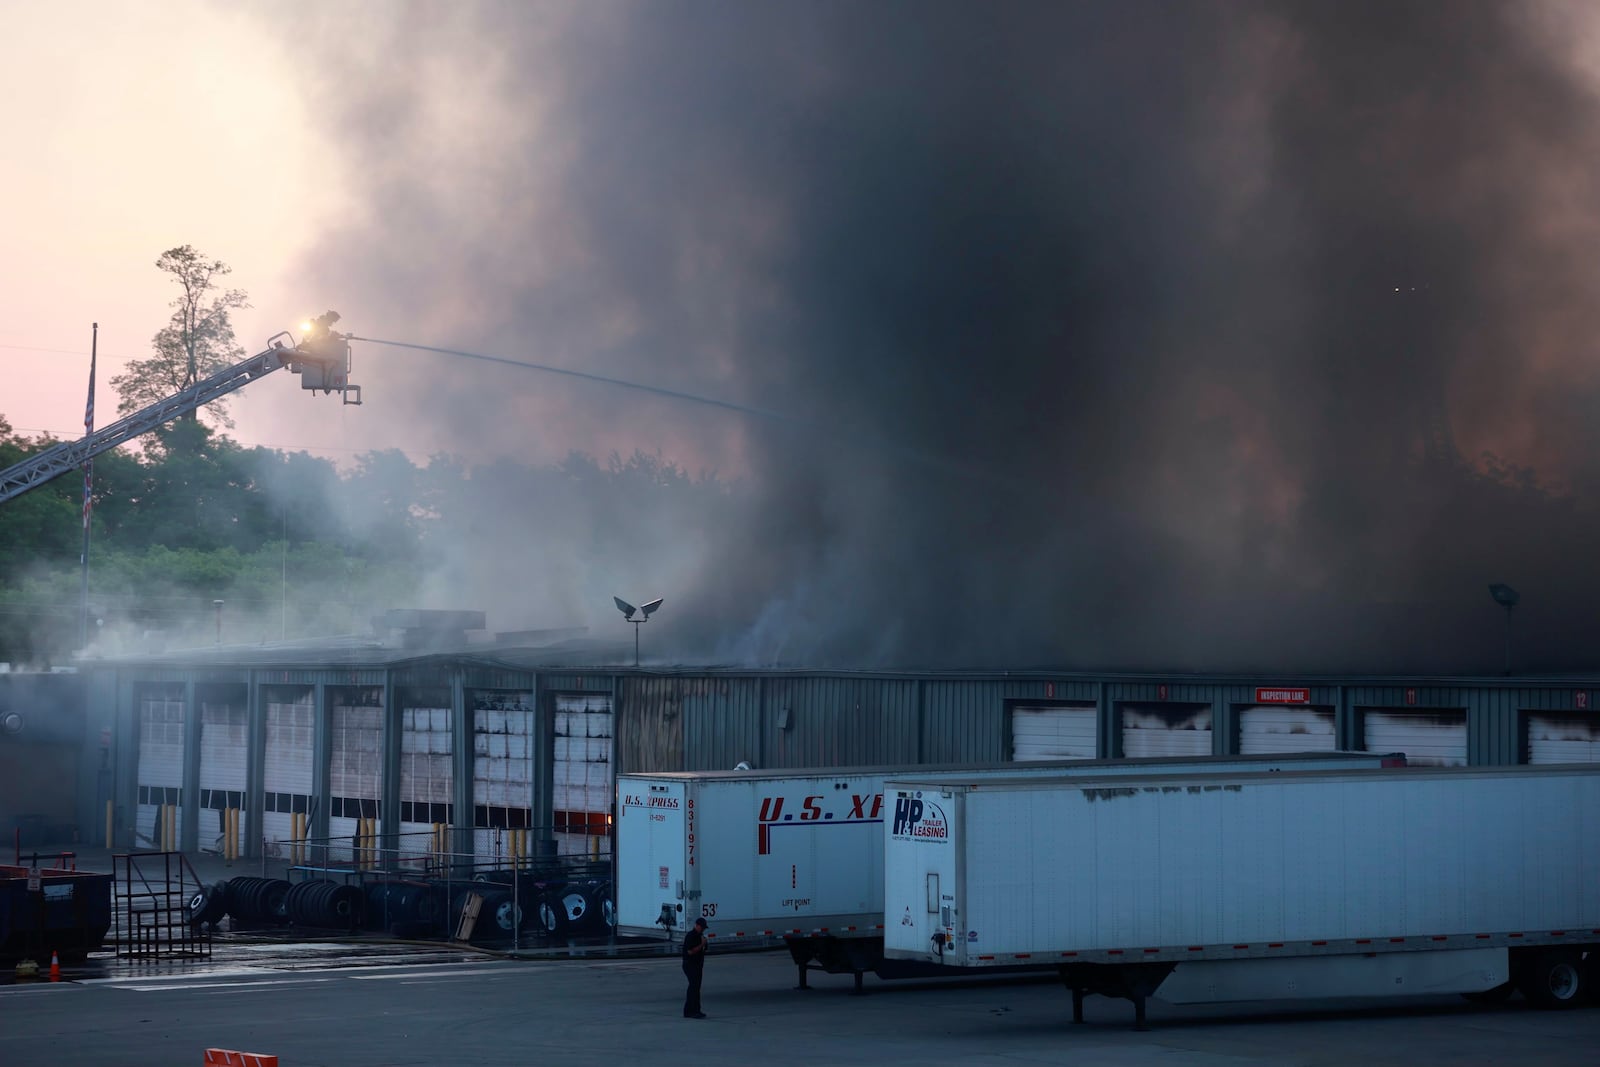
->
[
  {"left": 882, "top": 764, "right": 1600, "bottom": 1026},
  {"left": 615, "top": 751, "right": 1403, "bottom": 990}
]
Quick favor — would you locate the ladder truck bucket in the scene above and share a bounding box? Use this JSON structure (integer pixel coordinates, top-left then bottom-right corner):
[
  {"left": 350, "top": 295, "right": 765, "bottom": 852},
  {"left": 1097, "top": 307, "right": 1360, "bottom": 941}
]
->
[{"left": 288, "top": 310, "right": 363, "bottom": 405}]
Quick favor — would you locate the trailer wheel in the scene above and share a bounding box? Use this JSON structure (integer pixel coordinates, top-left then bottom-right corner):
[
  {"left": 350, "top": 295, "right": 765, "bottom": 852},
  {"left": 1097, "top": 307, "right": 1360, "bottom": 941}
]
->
[
  {"left": 536, "top": 894, "right": 567, "bottom": 937},
  {"left": 1516, "top": 949, "right": 1586, "bottom": 1008}
]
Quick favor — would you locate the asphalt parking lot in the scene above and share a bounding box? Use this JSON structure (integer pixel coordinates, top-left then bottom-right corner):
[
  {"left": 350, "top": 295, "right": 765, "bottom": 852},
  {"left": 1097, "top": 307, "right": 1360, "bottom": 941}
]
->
[
  {"left": 7, "top": 942, "right": 1598, "bottom": 1067},
  {"left": 7, "top": 846, "right": 1594, "bottom": 1066}
]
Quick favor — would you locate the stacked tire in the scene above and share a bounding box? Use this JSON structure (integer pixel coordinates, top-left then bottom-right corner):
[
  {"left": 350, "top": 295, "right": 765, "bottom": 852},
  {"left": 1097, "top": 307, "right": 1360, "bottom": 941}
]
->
[
  {"left": 221, "top": 876, "right": 292, "bottom": 925},
  {"left": 284, "top": 879, "right": 365, "bottom": 931},
  {"left": 185, "top": 883, "right": 230, "bottom": 929},
  {"left": 364, "top": 881, "right": 445, "bottom": 939}
]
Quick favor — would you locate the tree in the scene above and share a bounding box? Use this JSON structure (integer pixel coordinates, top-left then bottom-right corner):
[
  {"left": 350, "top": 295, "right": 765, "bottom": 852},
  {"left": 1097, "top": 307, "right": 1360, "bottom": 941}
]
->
[{"left": 109, "top": 246, "right": 249, "bottom": 430}]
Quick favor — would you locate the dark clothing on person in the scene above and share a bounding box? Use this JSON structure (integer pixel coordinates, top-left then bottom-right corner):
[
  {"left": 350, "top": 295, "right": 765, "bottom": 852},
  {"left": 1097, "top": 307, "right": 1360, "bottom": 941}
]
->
[{"left": 682, "top": 920, "right": 708, "bottom": 1018}]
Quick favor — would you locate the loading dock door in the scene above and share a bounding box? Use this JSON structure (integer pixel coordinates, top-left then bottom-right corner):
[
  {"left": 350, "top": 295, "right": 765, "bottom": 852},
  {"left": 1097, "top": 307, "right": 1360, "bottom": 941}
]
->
[
  {"left": 552, "top": 694, "right": 613, "bottom": 857},
  {"left": 1011, "top": 704, "right": 1097, "bottom": 761},
  {"left": 1526, "top": 714, "right": 1600, "bottom": 764},
  {"left": 398, "top": 703, "right": 453, "bottom": 849},
  {"left": 135, "top": 688, "right": 185, "bottom": 849},
  {"left": 1238, "top": 705, "right": 1336, "bottom": 755},
  {"left": 1362, "top": 709, "right": 1467, "bottom": 767},
  {"left": 473, "top": 698, "right": 535, "bottom": 864},
  {"left": 198, "top": 699, "right": 248, "bottom": 854},
  {"left": 329, "top": 692, "right": 385, "bottom": 857},
  {"left": 1120, "top": 703, "right": 1212, "bottom": 758},
  {"left": 263, "top": 689, "right": 314, "bottom": 858}
]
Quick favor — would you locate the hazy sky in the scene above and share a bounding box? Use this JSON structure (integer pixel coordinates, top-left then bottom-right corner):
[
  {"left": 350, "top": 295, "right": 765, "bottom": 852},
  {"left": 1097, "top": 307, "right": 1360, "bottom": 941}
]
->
[{"left": 9, "top": 1, "right": 1600, "bottom": 673}]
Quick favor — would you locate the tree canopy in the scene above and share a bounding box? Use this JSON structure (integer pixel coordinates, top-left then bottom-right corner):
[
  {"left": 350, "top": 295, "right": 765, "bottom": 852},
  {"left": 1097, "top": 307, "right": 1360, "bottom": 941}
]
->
[
  {"left": 108, "top": 245, "right": 249, "bottom": 431},
  {"left": 0, "top": 412, "right": 732, "bottom": 666}
]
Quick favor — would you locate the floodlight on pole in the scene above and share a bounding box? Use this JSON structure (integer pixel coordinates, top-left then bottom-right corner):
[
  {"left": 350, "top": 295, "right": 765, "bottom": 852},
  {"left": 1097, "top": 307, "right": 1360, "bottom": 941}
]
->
[
  {"left": 613, "top": 595, "right": 664, "bottom": 666},
  {"left": 1488, "top": 584, "right": 1519, "bottom": 675}
]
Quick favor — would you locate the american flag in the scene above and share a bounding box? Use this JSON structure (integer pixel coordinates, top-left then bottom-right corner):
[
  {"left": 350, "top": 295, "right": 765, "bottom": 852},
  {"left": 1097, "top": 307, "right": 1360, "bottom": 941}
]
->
[{"left": 82, "top": 324, "right": 96, "bottom": 530}]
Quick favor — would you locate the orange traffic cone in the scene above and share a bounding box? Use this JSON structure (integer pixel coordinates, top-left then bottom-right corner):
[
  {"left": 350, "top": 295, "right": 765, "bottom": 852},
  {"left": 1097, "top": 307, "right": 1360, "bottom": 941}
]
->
[{"left": 48, "top": 951, "right": 60, "bottom": 982}]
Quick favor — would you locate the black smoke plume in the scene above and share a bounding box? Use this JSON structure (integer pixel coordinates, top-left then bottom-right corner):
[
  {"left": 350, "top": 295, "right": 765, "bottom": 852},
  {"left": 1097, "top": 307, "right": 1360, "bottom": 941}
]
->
[{"left": 261, "top": 2, "right": 1600, "bottom": 673}]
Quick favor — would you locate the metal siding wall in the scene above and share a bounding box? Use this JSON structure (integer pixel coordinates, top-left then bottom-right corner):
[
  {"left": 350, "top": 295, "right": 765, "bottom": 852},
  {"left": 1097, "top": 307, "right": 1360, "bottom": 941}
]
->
[
  {"left": 680, "top": 677, "right": 762, "bottom": 771},
  {"left": 920, "top": 680, "right": 1009, "bottom": 764},
  {"left": 615, "top": 676, "right": 687, "bottom": 775},
  {"left": 459, "top": 666, "right": 539, "bottom": 691},
  {"left": 258, "top": 669, "right": 386, "bottom": 688},
  {"left": 1467, "top": 688, "right": 1510, "bottom": 766},
  {"left": 82, "top": 670, "right": 117, "bottom": 848},
  {"left": 764, "top": 676, "right": 919, "bottom": 768}
]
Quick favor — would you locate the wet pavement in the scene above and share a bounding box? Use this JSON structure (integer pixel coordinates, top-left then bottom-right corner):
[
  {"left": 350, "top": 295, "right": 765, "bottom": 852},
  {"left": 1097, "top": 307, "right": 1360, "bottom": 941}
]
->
[{"left": 6, "top": 841, "right": 669, "bottom": 986}]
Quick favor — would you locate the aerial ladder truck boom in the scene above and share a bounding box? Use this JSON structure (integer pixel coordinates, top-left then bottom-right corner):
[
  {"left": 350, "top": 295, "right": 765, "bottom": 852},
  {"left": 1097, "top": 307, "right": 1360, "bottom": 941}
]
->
[{"left": 0, "top": 311, "right": 360, "bottom": 507}]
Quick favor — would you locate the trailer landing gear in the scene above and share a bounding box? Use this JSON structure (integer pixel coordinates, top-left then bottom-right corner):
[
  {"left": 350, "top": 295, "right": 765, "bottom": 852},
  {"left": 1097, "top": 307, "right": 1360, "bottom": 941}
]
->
[
  {"left": 1059, "top": 962, "right": 1175, "bottom": 1031},
  {"left": 786, "top": 937, "right": 876, "bottom": 994}
]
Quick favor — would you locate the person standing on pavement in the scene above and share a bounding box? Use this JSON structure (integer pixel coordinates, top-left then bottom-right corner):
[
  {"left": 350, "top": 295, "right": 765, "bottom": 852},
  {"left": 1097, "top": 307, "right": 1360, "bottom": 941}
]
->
[{"left": 682, "top": 916, "right": 709, "bottom": 1018}]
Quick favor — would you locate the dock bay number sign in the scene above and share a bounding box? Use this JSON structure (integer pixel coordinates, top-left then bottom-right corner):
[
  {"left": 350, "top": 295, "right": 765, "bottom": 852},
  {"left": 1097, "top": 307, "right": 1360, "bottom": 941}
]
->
[{"left": 1254, "top": 687, "right": 1310, "bottom": 704}]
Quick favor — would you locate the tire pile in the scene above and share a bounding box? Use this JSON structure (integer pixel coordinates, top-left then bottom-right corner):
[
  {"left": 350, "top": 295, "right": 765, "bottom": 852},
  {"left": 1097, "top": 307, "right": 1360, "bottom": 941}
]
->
[{"left": 185, "top": 871, "right": 616, "bottom": 945}]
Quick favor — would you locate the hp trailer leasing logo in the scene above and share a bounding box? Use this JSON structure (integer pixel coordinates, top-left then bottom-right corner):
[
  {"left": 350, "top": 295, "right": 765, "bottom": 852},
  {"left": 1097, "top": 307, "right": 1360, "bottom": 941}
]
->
[{"left": 891, "top": 792, "right": 948, "bottom": 840}]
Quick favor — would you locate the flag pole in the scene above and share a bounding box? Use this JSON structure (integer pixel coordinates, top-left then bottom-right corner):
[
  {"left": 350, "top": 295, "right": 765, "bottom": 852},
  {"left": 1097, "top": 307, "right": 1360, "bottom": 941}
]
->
[{"left": 79, "top": 322, "right": 97, "bottom": 651}]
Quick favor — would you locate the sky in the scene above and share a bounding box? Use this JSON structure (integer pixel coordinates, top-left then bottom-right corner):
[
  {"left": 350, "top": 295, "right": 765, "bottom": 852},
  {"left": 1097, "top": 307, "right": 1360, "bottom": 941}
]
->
[{"left": 8, "top": 1, "right": 1600, "bottom": 674}]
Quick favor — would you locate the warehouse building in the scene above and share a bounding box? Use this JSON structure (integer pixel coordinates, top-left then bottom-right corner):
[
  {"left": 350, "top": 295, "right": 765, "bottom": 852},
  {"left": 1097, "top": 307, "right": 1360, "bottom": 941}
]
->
[{"left": 5, "top": 611, "right": 1599, "bottom": 861}]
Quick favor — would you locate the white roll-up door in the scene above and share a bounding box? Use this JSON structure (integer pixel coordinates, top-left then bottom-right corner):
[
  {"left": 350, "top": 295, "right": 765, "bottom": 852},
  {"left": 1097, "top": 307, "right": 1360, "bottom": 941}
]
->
[
  {"left": 263, "top": 689, "right": 314, "bottom": 856},
  {"left": 198, "top": 699, "right": 248, "bottom": 853},
  {"left": 399, "top": 704, "right": 452, "bottom": 849},
  {"left": 135, "top": 688, "right": 184, "bottom": 849},
  {"left": 1526, "top": 714, "right": 1600, "bottom": 764},
  {"left": 1121, "top": 703, "right": 1212, "bottom": 758},
  {"left": 1238, "top": 705, "right": 1336, "bottom": 755},
  {"left": 473, "top": 696, "right": 535, "bottom": 864},
  {"left": 552, "top": 693, "right": 612, "bottom": 857},
  {"left": 1362, "top": 709, "right": 1466, "bottom": 767},
  {"left": 1011, "top": 704, "right": 1097, "bottom": 761},
  {"left": 329, "top": 691, "right": 384, "bottom": 856}
]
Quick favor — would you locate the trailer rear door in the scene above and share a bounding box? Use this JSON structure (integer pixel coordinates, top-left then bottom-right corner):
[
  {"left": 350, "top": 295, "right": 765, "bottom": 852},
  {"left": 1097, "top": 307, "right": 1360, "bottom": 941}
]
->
[
  {"left": 884, "top": 787, "right": 961, "bottom": 965},
  {"left": 617, "top": 779, "right": 687, "bottom": 934}
]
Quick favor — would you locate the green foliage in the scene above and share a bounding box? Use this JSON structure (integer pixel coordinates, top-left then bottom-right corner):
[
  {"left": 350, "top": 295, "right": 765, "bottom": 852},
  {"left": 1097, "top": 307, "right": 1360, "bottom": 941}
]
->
[
  {"left": 108, "top": 245, "right": 249, "bottom": 432},
  {"left": 0, "top": 412, "right": 733, "bottom": 665}
]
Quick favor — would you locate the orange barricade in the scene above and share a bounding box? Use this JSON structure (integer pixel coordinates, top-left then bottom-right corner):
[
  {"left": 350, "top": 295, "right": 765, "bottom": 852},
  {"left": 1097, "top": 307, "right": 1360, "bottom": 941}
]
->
[{"left": 204, "top": 1049, "right": 278, "bottom": 1067}]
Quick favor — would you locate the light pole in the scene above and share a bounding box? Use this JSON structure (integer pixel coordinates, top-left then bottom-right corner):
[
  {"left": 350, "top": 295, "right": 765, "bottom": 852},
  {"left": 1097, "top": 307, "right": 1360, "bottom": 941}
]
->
[
  {"left": 1488, "top": 584, "right": 1519, "bottom": 675},
  {"left": 613, "top": 596, "right": 664, "bottom": 666}
]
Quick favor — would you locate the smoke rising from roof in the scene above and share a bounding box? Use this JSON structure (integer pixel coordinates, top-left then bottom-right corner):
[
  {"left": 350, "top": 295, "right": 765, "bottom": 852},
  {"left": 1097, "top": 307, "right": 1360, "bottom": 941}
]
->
[{"left": 260, "top": 2, "right": 1600, "bottom": 673}]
